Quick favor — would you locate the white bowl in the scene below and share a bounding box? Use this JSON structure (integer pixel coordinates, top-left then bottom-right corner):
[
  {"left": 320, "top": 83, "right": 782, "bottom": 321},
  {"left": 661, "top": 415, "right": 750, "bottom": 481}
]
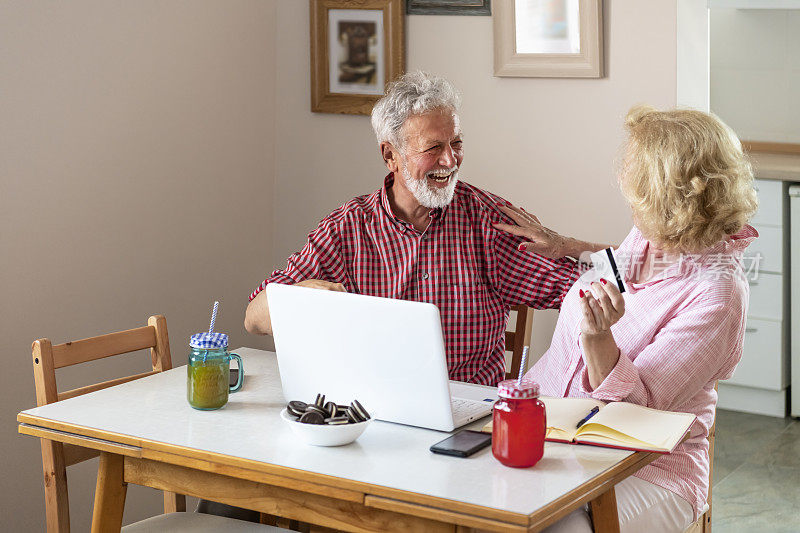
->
[{"left": 280, "top": 408, "right": 372, "bottom": 446}]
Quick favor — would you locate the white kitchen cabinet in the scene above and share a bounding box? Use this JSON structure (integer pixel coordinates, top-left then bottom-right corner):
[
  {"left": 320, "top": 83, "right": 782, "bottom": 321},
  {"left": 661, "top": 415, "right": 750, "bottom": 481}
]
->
[
  {"left": 726, "top": 317, "right": 785, "bottom": 390},
  {"left": 746, "top": 225, "right": 783, "bottom": 274},
  {"left": 747, "top": 272, "right": 783, "bottom": 321},
  {"left": 718, "top": 178, "right": 790, "bottom": 417}
]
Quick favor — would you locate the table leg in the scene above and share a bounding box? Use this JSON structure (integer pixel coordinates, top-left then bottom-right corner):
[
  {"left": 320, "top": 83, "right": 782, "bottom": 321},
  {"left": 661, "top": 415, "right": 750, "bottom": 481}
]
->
[
  {"left": 91, "top": 452, "right": 127, "bottom": 533},
  {"left": 589, "top": 487, "right": 620, "bottom": 533},
  {"left": 163, "top": 491, "right": 186, "bottom": 513}
]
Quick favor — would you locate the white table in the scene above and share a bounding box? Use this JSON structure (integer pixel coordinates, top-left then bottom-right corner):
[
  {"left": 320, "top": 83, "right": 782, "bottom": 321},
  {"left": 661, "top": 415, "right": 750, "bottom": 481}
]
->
[{"left": 18, "top": 348, "right": 658, "bottom": 532}]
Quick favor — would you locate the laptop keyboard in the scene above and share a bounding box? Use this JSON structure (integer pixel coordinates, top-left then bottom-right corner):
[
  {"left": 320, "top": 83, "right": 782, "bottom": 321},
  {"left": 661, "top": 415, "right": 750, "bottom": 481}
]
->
[{"left": 450, "top": 397, "right": 492, "bottom": 421}]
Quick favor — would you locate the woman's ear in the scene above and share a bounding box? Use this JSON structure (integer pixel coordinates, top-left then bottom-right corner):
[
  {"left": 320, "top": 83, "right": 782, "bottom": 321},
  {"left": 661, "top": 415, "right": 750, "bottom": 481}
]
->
[{"left": 380, "top": 142, "right": 400, "bottom": 173}]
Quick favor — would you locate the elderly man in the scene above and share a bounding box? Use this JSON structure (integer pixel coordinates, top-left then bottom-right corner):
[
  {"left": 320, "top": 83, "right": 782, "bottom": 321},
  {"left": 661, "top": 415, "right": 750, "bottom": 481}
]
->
[{"left": 245, "top": 71, "right": 603, "bottom": 385}]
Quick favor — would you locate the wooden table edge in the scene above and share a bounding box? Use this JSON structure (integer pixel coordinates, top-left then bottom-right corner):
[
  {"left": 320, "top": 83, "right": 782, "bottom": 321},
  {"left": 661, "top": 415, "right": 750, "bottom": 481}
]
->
[
  {"left": 19, "top": 412, "right": 660, "bottom": 531},
  {"left": 18, "top": 414, "right": 526, "bottom": 525},
  {"left": 528, "top": 450, "right": 661, "bottom": 531}
]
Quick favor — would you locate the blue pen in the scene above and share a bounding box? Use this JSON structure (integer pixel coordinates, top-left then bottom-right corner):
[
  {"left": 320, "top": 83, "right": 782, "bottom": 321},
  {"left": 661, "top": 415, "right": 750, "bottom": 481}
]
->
[{"left": 576, "top": 406, "right": 600, "bottom": 429}]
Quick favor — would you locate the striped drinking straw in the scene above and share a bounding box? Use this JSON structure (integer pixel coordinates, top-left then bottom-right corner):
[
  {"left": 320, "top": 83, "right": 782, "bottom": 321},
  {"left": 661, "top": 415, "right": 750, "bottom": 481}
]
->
[
  {"left": 517, "top": 346, "right": 529, "bottom": 386},
  {"left": 209, "top": 300, "right": 219, "bottom": 333},
  {"left": 204, "top": 301, "right": 220, "bottom": 363}
]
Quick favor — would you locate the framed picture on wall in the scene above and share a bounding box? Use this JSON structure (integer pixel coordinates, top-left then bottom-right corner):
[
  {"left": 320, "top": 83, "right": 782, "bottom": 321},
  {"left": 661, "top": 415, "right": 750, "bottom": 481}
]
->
[
  {"left": 407, "top": 0, "right": 491, "bottom": 16},
  {"left": 310, "top": 0, "right": 405, "bottom": 115},
  {"left": 493, "top": 0, "right": 603, "bottom": 78}
]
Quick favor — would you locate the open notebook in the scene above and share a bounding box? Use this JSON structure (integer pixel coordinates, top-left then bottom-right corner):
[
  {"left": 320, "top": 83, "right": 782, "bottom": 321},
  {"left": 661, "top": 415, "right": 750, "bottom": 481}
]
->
[{"left": 482, "top": 397, "right": 695, "bottom": 453}]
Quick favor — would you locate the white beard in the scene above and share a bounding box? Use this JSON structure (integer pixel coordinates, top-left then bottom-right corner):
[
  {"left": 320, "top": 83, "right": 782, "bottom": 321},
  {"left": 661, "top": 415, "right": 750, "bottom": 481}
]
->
[{"left": 401, "top": 165, "right": 458, "bottom": 209}]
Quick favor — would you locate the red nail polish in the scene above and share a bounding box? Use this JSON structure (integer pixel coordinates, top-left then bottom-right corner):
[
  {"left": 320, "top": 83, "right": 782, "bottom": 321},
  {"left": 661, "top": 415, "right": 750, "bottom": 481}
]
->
[
  {"left": 600, "top": 278, "right": 607, "bottom": 285},
  {"left": 579, "top": 289, "right": 585, "bottom": 298},
  {"left": 518, "top": 243, "right": 526, "bottom": 251}
]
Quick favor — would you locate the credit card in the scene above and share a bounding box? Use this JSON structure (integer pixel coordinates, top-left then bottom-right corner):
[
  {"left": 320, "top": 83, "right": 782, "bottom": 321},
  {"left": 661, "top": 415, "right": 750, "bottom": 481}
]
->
[{"left": 587, "top": 247, "right": 627, "bottom": 294}]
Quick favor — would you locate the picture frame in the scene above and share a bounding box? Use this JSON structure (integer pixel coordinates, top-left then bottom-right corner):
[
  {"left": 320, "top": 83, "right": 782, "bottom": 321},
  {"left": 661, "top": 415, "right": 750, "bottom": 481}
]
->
[
  {"left": 310, "top": 0, "right": 405, "bottom": 115},
  {"left": 493, "top": 0, "right": 603, "bottom": 78},
  {"left": 406, "top": 0, "right": 491, "bottom": 16}
]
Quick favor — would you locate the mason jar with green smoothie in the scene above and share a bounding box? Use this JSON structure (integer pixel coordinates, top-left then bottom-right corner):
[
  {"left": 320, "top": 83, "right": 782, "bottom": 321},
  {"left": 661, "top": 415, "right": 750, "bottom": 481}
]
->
[{"left": 187, "top": 332, "right": 243, "bottom": 410}]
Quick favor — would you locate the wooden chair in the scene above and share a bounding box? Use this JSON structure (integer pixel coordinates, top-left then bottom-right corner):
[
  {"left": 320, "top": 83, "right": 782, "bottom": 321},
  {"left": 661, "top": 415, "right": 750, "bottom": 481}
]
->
[
  {"left": 505, "top": 305, "right": 534, "bottom": 379},
  {"left": 684, "top": 382, "right": 718, "bottom": 533},
  {"left": 32, "top": 315, "right": 280, "bottom": 533}
]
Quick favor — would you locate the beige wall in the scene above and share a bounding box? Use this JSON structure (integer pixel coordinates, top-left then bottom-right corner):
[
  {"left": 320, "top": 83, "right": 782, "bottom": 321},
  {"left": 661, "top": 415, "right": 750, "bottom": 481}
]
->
[
  {"left": 0, "top": 2, "right": 276, "bottom": 530},
  {"left": 711, "top": 8, "right": 800, "bottom": 143},
  {"left": 272, "top": 0, "right": 678, "bottom": 360}
]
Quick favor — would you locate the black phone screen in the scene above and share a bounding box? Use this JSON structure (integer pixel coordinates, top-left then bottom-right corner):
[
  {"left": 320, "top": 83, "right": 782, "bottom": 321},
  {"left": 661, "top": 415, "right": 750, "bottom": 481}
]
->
[{"left": 430, "top": 430, "right": 492, "bottom": 457}]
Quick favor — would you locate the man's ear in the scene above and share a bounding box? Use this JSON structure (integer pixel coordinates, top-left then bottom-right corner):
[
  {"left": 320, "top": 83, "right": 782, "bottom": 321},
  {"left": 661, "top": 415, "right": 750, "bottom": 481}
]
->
[{"left": 380, "top": 142, "right": 400, "bottom": 173}]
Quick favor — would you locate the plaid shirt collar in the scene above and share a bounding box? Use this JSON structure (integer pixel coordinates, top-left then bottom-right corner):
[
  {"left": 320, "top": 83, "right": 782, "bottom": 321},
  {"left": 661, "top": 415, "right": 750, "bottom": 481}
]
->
[{"left": 379, "top": 173, "right": 446, "bottom": 233}]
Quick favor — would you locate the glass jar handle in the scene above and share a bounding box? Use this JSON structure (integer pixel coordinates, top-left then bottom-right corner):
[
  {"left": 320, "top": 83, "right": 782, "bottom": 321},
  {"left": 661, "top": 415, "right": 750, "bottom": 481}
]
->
[{"left": 228, "top": 353, "right": 244, "bottom": 392}]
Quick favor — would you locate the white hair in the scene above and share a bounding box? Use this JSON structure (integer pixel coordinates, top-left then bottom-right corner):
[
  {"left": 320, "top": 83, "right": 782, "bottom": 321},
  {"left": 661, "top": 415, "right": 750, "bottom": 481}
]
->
[{"left": 370, "top": 71, "right": 462, "bottom": 149}]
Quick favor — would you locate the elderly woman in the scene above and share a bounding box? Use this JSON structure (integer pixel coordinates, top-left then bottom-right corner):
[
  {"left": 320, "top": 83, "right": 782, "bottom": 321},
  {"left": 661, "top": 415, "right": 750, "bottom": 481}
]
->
[{"left": 497, "top": 106, "right": 757, "bottom": 532}]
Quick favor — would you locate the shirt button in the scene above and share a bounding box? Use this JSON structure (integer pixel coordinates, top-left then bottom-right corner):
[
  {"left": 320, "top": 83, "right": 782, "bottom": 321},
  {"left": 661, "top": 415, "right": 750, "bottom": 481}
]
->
[{"left": 422, "top": 272, "right": 429, "bottom": 280}]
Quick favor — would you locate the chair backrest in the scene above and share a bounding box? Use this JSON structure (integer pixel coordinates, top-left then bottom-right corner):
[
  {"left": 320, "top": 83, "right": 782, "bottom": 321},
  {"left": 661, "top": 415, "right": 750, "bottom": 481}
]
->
[
  {"left": 31, "top": 315, "right": 182, "bottom": 532},
  {"left": 702, "top": 382, "right": 718, "bottom": 533},
  {"left": 505, "top": 305, "right": 534, "bottom": 380}
]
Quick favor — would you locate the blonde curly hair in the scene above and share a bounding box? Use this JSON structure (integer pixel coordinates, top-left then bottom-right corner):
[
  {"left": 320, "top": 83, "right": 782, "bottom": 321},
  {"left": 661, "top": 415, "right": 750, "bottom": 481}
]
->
[{"left": 620, "top": 105, "right": 758, "bottom": 253}]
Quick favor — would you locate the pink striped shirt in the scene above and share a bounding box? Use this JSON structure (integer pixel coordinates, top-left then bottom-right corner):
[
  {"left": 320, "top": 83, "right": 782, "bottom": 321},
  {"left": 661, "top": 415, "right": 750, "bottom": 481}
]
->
[{"left": 524, "top": 225, "right": 757, "bottom": 520}]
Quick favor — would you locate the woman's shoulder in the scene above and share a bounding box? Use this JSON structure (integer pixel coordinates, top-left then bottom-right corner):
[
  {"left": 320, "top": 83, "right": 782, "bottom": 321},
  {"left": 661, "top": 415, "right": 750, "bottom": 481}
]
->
[{"left": 678, "top": 272, "right": 748, "bottom": 317}]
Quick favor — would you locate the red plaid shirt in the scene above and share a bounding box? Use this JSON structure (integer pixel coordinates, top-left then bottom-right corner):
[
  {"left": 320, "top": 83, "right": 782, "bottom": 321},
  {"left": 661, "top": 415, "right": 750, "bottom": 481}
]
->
[{"left": 251, "top": 174, "right": 579, "bottom": 385}]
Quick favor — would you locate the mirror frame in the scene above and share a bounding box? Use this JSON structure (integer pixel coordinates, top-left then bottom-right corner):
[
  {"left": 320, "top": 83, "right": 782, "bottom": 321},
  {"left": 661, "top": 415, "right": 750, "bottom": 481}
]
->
[{"left": 493, "top": 0, "right": 603, "bottom": 78}]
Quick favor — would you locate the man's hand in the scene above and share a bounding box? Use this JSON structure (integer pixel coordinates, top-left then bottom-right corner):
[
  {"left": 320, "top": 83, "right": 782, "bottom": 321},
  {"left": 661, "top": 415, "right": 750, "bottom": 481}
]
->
[
  {"left": 492, "top": 203, "right": 609, "bottom": 259},
  {"left": 244, "top": 279, "right": 346, "bottom": 336},
  {"left": 295, "top": 279, "right": 346, "bottom": 292}
]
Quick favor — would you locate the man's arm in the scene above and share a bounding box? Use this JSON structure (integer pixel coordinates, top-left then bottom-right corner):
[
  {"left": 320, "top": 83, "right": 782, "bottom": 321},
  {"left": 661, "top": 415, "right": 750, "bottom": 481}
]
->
[
  {"left": 244, "top": 279, "right": 346, "bottom": 336},
  {"left": 245, "top": 210, "right": 349, "bottom": 336},
  {"left": 244, "top": 290, "right": 272, "bottom": 335}
]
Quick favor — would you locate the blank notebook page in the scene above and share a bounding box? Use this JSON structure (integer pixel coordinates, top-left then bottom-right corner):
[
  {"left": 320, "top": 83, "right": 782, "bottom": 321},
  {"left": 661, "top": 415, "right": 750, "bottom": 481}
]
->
[{"left": 581, "top": 402, "right": 694, "bottom": 448}]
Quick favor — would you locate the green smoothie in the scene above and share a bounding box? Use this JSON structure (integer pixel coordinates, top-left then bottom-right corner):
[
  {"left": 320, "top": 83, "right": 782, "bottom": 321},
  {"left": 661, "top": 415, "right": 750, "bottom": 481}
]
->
[{"left": 187, "top": 362, "right": 228, "bottom": 410}]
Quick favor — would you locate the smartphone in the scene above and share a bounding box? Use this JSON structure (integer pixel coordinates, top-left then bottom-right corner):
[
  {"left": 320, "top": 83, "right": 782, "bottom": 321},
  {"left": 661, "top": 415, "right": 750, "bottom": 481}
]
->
[
  {"left": 430, "top": 430, "right": 492, "bottom": 458},
  {"left": 229, "top": 368, "right": 240, "bottom": 388}
]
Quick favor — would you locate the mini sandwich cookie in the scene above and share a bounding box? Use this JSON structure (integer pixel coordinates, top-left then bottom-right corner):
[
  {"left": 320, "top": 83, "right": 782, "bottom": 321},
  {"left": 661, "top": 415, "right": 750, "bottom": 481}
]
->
[
  {"left": 351, "top": 400, "right": 370, "bottom": 421},
  {"left": 287, "top": 401, "right": 307, "bottom": 417},
  {"left": 299, "top": 411, "right": 325, "bottom": 425},
  {"left": 315, "top": 393, "right": 326, "bottom": 408},
  {"left": 287, "top": 394, "right": 371, "bottom": 426},
  {"left": 306, "top": 404, "right": 327, "bottom": 417},
  {"left": 324, "top": 401, "right": 339, "bottom": 418}
]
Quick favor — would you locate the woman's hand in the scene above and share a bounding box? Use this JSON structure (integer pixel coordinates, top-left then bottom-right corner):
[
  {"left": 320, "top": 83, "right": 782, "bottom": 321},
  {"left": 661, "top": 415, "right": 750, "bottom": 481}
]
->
[
  {"left": 578, "top": 280, "right": 625, "bottom": 389},
  {"left": 492, "top": 204, "right": 571, "bottom": 259},
  {"left": 579, "top": 280, "right": 625, "bottom": 336}
]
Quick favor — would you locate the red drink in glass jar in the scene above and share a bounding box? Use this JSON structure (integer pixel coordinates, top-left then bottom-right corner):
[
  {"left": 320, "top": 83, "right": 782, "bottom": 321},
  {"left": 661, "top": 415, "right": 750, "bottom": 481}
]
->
[{"left": 492, "top": 379, "right": 546, "bottom": 468}]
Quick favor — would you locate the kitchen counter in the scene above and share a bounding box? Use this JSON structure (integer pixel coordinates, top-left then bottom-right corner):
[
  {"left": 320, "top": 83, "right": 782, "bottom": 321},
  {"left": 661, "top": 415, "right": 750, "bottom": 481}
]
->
[{"left": 750, "top": 151, "right": 800, "bottom": 181}]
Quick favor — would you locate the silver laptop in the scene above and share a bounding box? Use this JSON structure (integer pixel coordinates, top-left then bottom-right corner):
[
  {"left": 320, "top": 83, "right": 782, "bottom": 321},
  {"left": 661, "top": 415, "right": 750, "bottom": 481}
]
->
[{"left": 266, "top": 284, "right": 496, "bottom": 432}]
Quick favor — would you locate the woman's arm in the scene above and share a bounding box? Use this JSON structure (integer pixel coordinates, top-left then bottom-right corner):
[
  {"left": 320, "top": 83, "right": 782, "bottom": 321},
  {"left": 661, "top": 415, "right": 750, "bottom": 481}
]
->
[
  {"left": 492, "top": 204, "right": 609, "bottom": 258},
  {"left": 577, "top": 281, "right": 625, "bottom": 389},
  {"left": 581, "top": 288, "right": 744, "bottom": 411}
]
